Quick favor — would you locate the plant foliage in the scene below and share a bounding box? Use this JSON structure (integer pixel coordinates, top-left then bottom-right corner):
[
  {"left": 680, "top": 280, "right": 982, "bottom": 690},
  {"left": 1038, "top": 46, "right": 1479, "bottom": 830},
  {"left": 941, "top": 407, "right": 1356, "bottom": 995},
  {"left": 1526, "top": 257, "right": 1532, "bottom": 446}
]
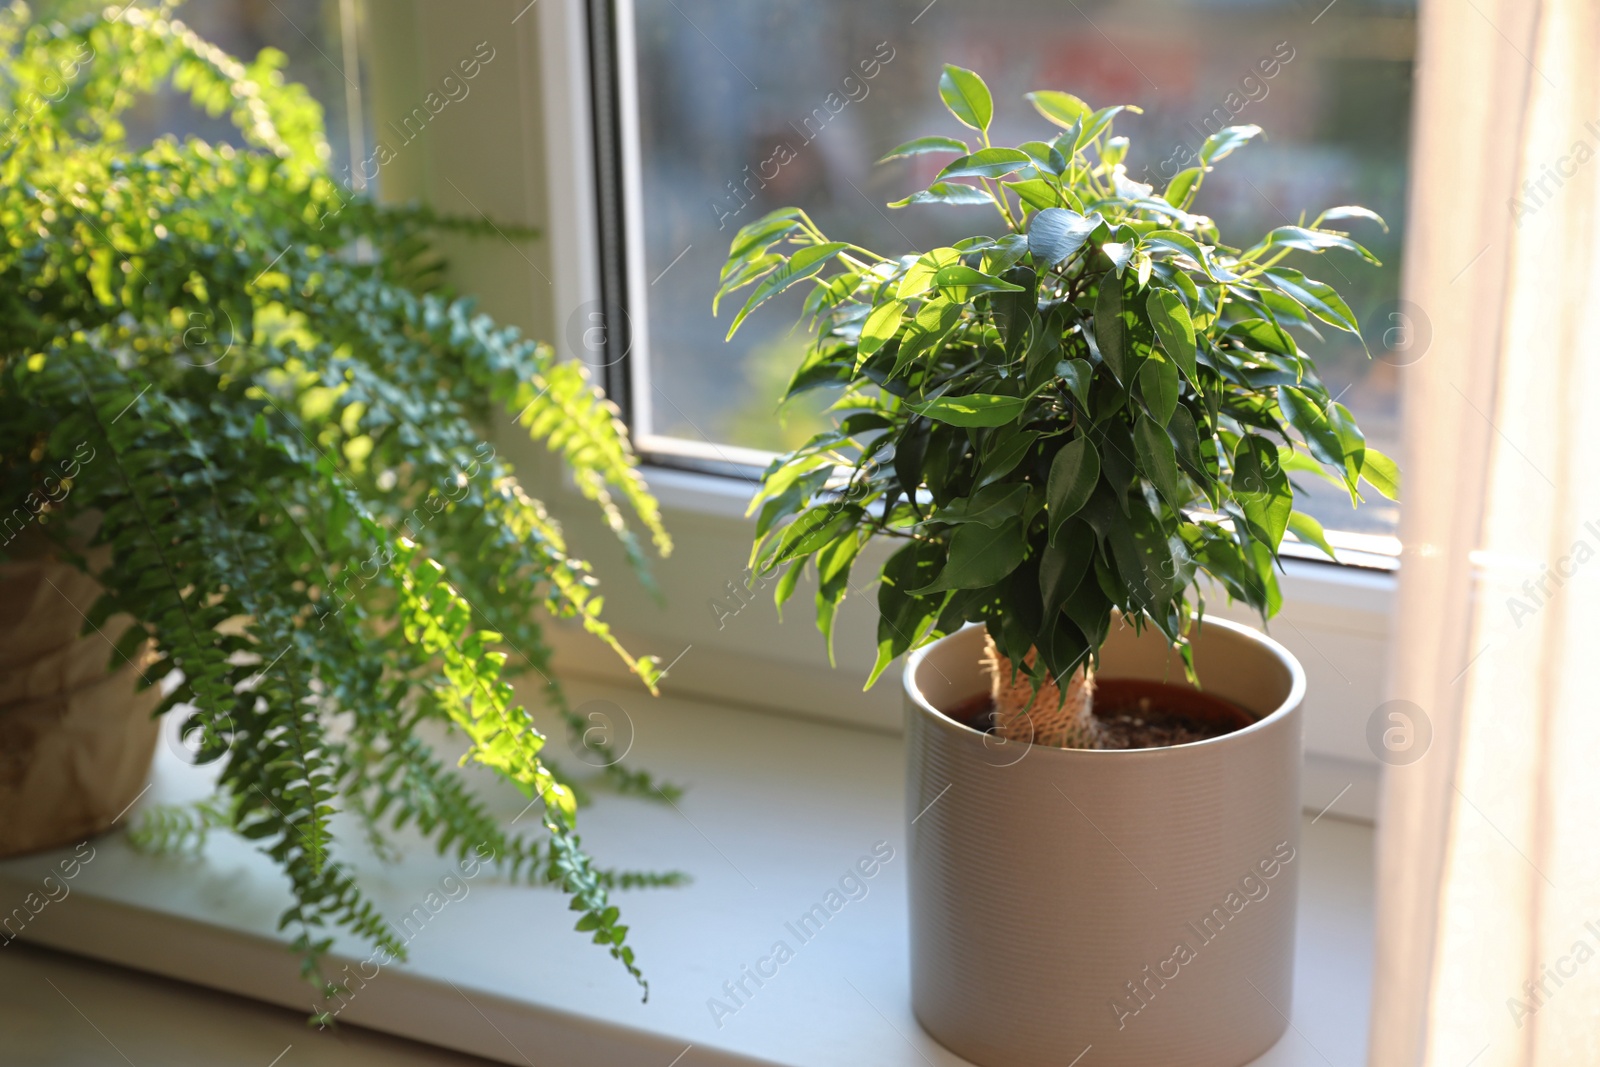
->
[
  {"left": 0, "top": 3, "right": 679, "bottom": 1003},
  {"left": 719, "top": 66, "right": 1398, "bottom": 691}
]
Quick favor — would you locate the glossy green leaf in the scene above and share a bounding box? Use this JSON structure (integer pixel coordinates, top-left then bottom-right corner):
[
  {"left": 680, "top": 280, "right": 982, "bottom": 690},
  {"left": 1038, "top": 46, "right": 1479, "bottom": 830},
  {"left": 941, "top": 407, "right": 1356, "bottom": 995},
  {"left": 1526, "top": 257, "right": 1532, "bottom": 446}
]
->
[
  {"left": 1163, "top": 167, "right": 1203, "bottom": 208},
  {"left": 868, "top": 540, "right": 944, "bottom": 687},
  {"left": 1139, "top": 357, "right": 1179, "bottom": 425},
  {"left": 1262, "top": 267, "right": 1360, "bottom": 335},
  {"left": 939, "top": 65, "right": 994, "bottom": 132},
  {"left": 1093, "top": 271, "right": 1129, "bottom": 384},
  {"left": 938, "top": 147, "right": 1034, "bottom": 180},
  {"left": 1028, "top": 208, "right": 1101, "bottom": 267},
  {"left": 1146, "top": 288, "right": 1197, "bottom": 384},
  {"left": 1039, "top": 519, "right": 1094, "bottom": 619},
  {"left": 932, "top": 263, "right": 1026, "bottom": 300},
  {"left": 911, "top": 392, "right": 1027, "bottom": 427},
  {"left": 1026, "top": 90, "right": 1091, "bottom": 130},
  {"left": 888, "top": 182, "right": 995, "bottom": 209},
  {"left": 1276, "top": 386, "right": 1343, "bottom": 467},
  {"left": 725, "top": 242, "right": 847, "bottom": 340},
  {"left": 1057, "top": 358, "right": 1093, "bottom": 407},
  {"left": 911, "top": 516, "right": 1027, "bottom": 593},
  {"left": 1199, "top": 124, "right": 1262, "bottom": 164},
  {"left": 877, "top": 135, "right": 969, "bottom": 163},
  {"left": 898, "top": 248, "right": 963, "bottom": 299},
  {"left": 1286, "top": 510, "right": 1337, "bottom": 561},
  {"left": 856, "top": 299, "right": 906, "bottom": 362},
  {"left": 1360, "top": 447, "right": 1400, "bottom": 501},
  {"left": 1133, "top": 413, "right": 1182, "bottom": 509},
  {"left": 974, "top": 429, "right": 1040, "bottom": 487},
  {"left": 1047, "top": 436, "right": 1099, "bottom": 542},
  {"left": 1005, "top": 177, "right": 1066, "bottom": 212},
  {"left": 1315, "top": 205, "right": 1389, "bottom": 231},
  {"left": 1232, "top": 434, "right": 1292, "bottom": 549},
  {"left": 1255, "top": 225, "right": 1380, "bottom": 265},
  {"left": 928, "top": 483, "right": 1029, "bottom": 527}
]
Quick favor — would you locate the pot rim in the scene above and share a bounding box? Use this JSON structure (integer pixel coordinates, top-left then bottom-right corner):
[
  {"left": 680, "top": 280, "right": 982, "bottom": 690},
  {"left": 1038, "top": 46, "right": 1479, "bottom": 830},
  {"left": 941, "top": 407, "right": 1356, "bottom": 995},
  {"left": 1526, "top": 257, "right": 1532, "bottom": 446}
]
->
[{"left": 902, "top": 616, "right": 1306, "bottom": 758}]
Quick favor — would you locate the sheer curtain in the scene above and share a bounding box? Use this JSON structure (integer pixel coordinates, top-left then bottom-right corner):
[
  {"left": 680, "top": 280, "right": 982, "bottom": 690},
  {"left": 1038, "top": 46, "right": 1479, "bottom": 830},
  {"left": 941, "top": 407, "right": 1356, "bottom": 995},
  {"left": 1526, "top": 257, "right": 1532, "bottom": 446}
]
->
[{"left": 1369, "top": 0, "right": 1600, "bottom": 1063}]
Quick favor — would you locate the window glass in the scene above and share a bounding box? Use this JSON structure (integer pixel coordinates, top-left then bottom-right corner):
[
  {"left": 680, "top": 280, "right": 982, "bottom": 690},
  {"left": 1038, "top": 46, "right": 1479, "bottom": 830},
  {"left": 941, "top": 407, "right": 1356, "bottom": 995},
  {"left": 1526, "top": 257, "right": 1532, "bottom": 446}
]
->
[{"left": 624, "top": 0, "right": 1413, "bottom": 536}]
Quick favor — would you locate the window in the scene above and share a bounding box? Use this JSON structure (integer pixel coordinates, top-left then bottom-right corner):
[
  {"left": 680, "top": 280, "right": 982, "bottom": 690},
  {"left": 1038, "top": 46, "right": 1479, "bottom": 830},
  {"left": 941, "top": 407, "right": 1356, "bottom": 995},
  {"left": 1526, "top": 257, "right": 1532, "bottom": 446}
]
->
[{"left": 593, "top": 0, "right": 1413, "bottom": 542}]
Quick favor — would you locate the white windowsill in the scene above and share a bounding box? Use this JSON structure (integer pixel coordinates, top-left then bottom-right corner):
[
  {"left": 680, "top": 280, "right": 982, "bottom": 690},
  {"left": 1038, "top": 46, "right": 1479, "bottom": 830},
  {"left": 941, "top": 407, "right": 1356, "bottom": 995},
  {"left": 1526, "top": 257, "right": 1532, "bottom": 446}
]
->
[{"left": 0, "top": 679, "right": 1374, "bottom": 1066}]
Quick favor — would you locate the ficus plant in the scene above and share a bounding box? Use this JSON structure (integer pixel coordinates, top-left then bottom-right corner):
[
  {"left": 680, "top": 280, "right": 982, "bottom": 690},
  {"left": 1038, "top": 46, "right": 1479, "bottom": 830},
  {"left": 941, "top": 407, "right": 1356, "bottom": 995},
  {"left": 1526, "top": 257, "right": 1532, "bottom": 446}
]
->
[
  {"left": 717, "top": 65, "right": 1398, "bottom": 748},
  {"left": 0, "top": 3, "right": 679, "bottom": 1006}
]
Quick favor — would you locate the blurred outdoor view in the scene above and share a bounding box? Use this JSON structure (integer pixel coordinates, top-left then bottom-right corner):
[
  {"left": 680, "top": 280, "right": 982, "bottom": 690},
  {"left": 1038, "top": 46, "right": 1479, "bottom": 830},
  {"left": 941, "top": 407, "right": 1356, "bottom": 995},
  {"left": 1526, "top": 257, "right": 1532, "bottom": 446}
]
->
[{"left": 627, "top": 0, "right": 1415, "bottom": 536}]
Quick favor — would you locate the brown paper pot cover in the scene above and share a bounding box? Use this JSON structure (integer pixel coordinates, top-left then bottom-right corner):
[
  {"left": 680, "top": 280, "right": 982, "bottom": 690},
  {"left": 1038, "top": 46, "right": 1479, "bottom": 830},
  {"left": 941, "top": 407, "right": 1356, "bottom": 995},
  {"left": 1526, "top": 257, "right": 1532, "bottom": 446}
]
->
[
  {"left": 903, "top": 618, "right": 1305, "bottom": 1067},
  {"left": 0, "top": 557, "right": 159, "bottom": 858}
]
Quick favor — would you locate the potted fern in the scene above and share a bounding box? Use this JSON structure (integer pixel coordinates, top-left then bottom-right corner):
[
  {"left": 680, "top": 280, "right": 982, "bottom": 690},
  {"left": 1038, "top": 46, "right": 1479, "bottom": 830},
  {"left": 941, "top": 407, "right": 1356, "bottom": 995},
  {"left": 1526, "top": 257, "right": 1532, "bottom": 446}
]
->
[
  {"left": 0, "top": 4, "right": 677, "bottom": 1009},
  {"left": 719, "top": 67, "right": 1397, "bottom": 1067}
]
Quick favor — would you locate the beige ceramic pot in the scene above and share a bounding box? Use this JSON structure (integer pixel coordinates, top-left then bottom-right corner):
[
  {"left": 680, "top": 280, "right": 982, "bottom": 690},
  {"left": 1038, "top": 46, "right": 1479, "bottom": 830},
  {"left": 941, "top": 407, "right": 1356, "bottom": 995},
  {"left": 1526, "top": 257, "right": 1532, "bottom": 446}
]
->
[{"left": 903, "top": 617, "right": 1305, "bottom": 1067}]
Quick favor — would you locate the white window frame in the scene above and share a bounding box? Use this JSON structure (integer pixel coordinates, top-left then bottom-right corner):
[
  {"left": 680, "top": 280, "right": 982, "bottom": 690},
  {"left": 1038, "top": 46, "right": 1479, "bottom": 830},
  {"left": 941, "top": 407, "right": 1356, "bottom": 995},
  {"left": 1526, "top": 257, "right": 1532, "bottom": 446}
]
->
[{"left": 533, "top": 0, "right": 1394, "bottom": 819}]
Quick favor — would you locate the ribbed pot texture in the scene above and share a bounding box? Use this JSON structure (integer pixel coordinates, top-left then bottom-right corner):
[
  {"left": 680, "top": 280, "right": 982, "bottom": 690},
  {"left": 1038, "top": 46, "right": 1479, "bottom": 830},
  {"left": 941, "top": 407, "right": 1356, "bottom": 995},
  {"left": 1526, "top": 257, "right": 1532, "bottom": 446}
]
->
[{"left": 903, "top": 618, "right": 1305, "bottom": 1067}]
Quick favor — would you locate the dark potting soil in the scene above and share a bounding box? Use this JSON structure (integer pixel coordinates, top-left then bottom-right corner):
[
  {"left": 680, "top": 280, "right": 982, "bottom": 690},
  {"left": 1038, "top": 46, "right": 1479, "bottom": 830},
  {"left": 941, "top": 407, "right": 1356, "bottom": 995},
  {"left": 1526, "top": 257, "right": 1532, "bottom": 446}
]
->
[{"left": 947, "top": 679, "right": 1254, "bottom": 750}]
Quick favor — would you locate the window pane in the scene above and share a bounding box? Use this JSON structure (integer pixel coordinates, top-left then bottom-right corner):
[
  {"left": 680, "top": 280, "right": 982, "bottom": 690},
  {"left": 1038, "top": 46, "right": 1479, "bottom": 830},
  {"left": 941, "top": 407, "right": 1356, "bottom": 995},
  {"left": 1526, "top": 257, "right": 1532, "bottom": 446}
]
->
[{"left": 624, "top": 0, "right": 1412, "bottom": 537}]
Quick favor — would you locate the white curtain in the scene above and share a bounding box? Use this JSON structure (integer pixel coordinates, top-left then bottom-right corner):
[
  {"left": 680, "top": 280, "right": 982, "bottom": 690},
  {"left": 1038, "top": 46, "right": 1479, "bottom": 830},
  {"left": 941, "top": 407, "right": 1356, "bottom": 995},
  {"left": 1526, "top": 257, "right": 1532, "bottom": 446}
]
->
[{"left": 1370, "top": 0, "right": 1600, "bottom": 1063}]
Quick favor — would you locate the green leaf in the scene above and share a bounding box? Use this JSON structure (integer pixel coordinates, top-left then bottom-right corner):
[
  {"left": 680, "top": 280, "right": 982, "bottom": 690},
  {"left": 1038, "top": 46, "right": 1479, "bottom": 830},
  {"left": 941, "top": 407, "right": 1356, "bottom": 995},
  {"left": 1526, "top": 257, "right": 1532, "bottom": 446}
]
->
[
  {"left": 1026, "top": 89, "right": 1091, "bottom": 130},
  {"left": 928, "top": 483, "right": 1029, "bottom": 527},
  {"left": 1139, "top": 357, "right": 1179, "bottom": 425},
  {"left": 939, "top": 65, "right": 993, "bottom": 132},
  {"left": 1133, "top": 414, "right": 1182, "bottom": 509},
  {"left": 981, "top": 234, "right": 1032, "bottom": 276},
  {"left": 767, "top": 503, "right": 864, "bottom": 567},
  {"left": 911, "top": 392, "right": 1027, "bottom": 427},
  {"left": 911, "top": 517, "right": 1027, "bottom": 593},
  {"left": 868, "top": 540, "right": 944, "bottom": 688},
  {"left": 933, "top": 264, "right": 1026, "bottom": 300},
  {"left": 1199, "top": 124, "right": 1262, "bottom": 164},
  {"left": 974, "top": 429, "right": 1039, "bottom": 488},
  {"left": 1224, "top": 319, "right": 1298, "bottom": 357},
  {"left": 1005, "top": 178, "right": 1066, "bottom": 212},
  {"left": 1018, "top": 139, "right": 1069, "bottom": 176},
  {"left": 1277, "top": 386, "right": 1343, "bottom": 467},
  {"left": 1028, "top": 208, "right": 1101, "bottom": 267},
  {"left": 1255, "top": 225, "right": 1380, "bottom": 265},
  {"left": 1315, "top": 205, "right": 1389, "bottom": 232},
  {"left": 1102, "top": 240, "right": 1135, "bottom": 275},
  {"left": 1164, "top": 167, "right": 1203, "bottom": 208},
  {"left": 1039, "top": 520, "right": 1094, "bottom": 620},
  {"left": 1262, "top": 267, "right": 1360, "bottom": 335},
  {"left": 1168, "top": 405, "right": 1211, "bottom": 496},
  {"left": 1057, "top": 358, "right": 1093, "bottom": 407},
  {"left": 1328, "top": 401, "right": 1366, "bottom": 493},
  {"left": 1232, "top": 434, "right": 1292, "bottom": 549},
  {"left": 1360, "top": 447, "right": 1400, "bottom": 500},
  {"left": 898, "top": 248, "right": 963, "bottom": 299},
  {"left": 1145, "top": 288, "right": 1197, "bottom": 384},
  {"left": 888, "top": 182, "right": 995, "bottom": 209},
  {"left": 1287, "top": 511, "right": 1338, "bottom": 561},
  {"left": 877, "top": 135, "right": 969, "bottom": 163},
  {"left": 938, "top": 148, "right": 1034, "bottom": 180},
  {"left": 1094, "top": 271, "right": 1129, "bottom": 384},
  {"left": 856, "top": 299, "right": 905, "bottom": 363},
  {"left": 724, "top": 209, "right": 804, "bottom": 270},
  {"left": 725, "top": 242, "right": 847, "bottom": 339},
  {"left": 1047, "top": 437, "right": 1099, "bottom": 542}
]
